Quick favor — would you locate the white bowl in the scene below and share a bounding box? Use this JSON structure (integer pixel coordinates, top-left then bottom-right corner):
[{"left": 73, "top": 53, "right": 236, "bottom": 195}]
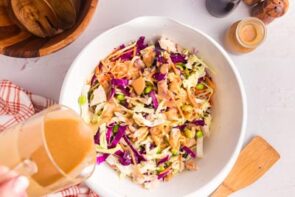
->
[{"left": 59, "top": 16, "right": 247, "bottom": 197}]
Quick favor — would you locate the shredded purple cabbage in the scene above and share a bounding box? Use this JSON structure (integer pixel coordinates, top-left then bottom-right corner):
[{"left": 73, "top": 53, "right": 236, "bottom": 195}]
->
[
  {"left": 115, "top": 150, "right": 132, "bottom": 166},
  {"left": 96, "top": 154, "right": 109, "bottom": 164},
  {"left": 149, "top": 91, "right": 159, "bottom": 109},
  {"left": 106, "top": 123, "right": 115, "bottom": 144},
  {"left": 123, "top": 135, "right": 146, "bottom": 163},
  {"left": 94, "top": 129, "right": 100, "bottom": 145},
  {"left": 108, "top": 87, "right": 115, "bottom": 100},
  {"left": 98, "top": 62, "right": 103, "bottom": 69},
  {"left": 157, "top": 169, "right": 171, "bottom": 180},
  {"left": 108, "top": 125, "right": 127, "bottom": 148},
  {"left": 192, "top": 119, "right": 205, "bottom": 126},
  {"left": 170, "top": 53, "right": 186, "bottom": 63},
  {"left": 176, "top": 124, "right": 186, "bottom": 131},
  {"left": 118, "top": 44, "right": 125, "bottom": 50},
  {"left": 136, "top": 36, "right": 148, "bottom": 54},
  {"left": 139, "top": 145, "right": 146, "bottom": 155},
  {"left": 157, "top": 56, "right": 167, "bottom": 64},
  {"left": 118, "top": 86, "right": 131, "bottom": 96},
  {"left": 111, "top": 78, "right": 129, "bottom": 88},
  {"left": 111, "top": 78, "right": 131, "bottom": 96},
  {"left": 153, "top": 72, "right": 166, "bottom": 81},
  {"left": 157, "top": 155, "right": 169, "bottom": 166},
  {"left": 198, "top": 77, "right": 205, "bottom": 83},
  {"left": 182, "top": 146, "right": 196, "bottom": 158},
  {"left": 90, "top": 75, "right": 98, "bottom": 86},
  {"left": 119, "top": 51, "right": 133, "bottom": 61}
]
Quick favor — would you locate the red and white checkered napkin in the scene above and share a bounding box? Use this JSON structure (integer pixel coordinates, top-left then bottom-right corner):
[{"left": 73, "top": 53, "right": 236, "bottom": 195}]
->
[{"left": 0, "top": 80, "right": 98, "bottom": 197}]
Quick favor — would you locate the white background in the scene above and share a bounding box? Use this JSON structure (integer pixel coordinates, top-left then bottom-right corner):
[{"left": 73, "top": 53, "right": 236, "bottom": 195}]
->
[{"left": 1, "top": 0, "right": 295, "bottom": 196}]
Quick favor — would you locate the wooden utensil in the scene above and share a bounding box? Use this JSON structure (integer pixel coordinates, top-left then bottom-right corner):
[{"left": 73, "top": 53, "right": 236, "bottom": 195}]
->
[
  {"left": 0, "top": 0, "right": 31, "bottom": 46},
  {"left": 44, "top": 0, "right": 79, "bottom": 29},
  {"left": 8, "top": 0, "right": 61, "bottom": 38},
  {"left": 0, "top": 0, "right": 98, "bottom": 57},
  {"left": 211, "top": 136, "right": 280, "bottom": 197},
  {"left": 71, "top": 0, "right": 81, "bottom": 14}
]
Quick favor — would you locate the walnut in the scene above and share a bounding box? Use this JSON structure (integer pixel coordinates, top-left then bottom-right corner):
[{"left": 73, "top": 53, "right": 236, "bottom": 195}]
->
[{"left": 251, "top": 0, "right": 289, "bottom": 24}]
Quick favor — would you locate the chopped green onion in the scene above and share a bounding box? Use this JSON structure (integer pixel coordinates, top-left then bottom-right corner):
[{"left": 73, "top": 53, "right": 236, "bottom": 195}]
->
[
  {"left": 157, "top": 148, "right": 162, "bottom": 154},
  {"left": 183, "top": 49, "right": 189, "bottom": 55},
  {"left": 196, "top": 130, "right": 203, "bottom": 138},
  {"left": 196, "top": 83, "right": 205, "bottom": 90},
  {"left": 158, "top": 166, "right": 165, "bottom": 172},
  {"left": 184, "top": 69, "right": 190, "bottom": 79},
  {"left": 91, "top": 114, "right": 99, "bottom": 124},
  {"left": 90, "top": 94, "right": 94, "bottom": 101},
  {"left": 176, "top": 63, "right": 185, "bottom": 70},
  {"left": 146, "top": 81, "right": 154, "bottom": 87},
  {"left": 176, "top": 65, "right": 184, "bottom": 71},
  {"left": 185, "top": 128, "right": 195, "bottom": 139},
  {"left": 172, "top": 149, "right": 178, "bottom": 156},
  {"left": 78, "top": 95, "right": 87, "bottom": 105},
  {"left": 144, "top": 86, "right": 153, "bottom": 94},
  {"left": 113, "top": 124, "right": 119, "bottom": 133},
  {"left": 116, "top": 94, "right": 125, "bottom": 101},
  {"left": 90, "top": 83, "right": 99, "bottom": 91},
  {"left": 97, "top": 110, "right": 103, "bottom": 116}
]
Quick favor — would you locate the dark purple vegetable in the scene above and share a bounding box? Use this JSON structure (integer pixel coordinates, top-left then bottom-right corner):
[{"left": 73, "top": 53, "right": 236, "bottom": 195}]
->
[
  {"left": 96, "top": 154, "right": 109, "bottom": 164},
  {"left": 139, "top": 145, "right": 146, "bottom": 155},
  {"left": 157, "top": 56, "right": 167, "bottom": 64},
  {"left": 136, "top": 36, "right": 148, "bottom": 54},
  {"left": 182, "top": 146, "right": 196, "bottom": 158},
  {"left": 90, "top": 74, "right": 98, "bottom": 86},
  {"left": 108, "top": 87, "right": 115, "bottom": 100},
  {"left": 111, "top": 78, "right": 129, "bottom": 89},
  {"left": 123, "top": 135, "right": 146, "bottom": 163},
  {"left": 198, "top": 77, "right": 205, "bottom": 83},
  {"left": 115, "top": 150, "right": 132, "bottom": 166},
  {"left": 170, "top": 53, "right": 186, "bottom": 63},
  {"left": 118, "top": 86, "right": 131, "bottom": 97},
  {"left": 157, "top": 169, "right": 171, "bottom": 180},
  {"left": 106, "top": 123, "right": 115, "bottom": 144},
  {"left": 192, "top": 119, "right": 205, "bottom": 126},
  {"left": 149, "top": 143, "right": 156, "bottom": 150},
  {"left": 149, "top": 91, "right": 159, "bottom": 109},
  {"left": 176, "top": 124, "right": 186, "bottom": 131},
  {"left": 119, "top": 51, "right": 133, "bottom": 61},
  {"left": 108, "top": 125, "right": 127, "bottom": 148},
  {"left": 98, "top": 62, "right": 103, "bottom": 69},
  {"left": 118, "top": 44, "right": 125, "bottom": 50},
  {"left": 94, "top": 129, "right": 100, "bottom": 145},
  {"left": 157, "top": 155, "right": 169, "bottom": 166},
  {"left": 153, "top": 72, "right": 166, "bottom": 81}
]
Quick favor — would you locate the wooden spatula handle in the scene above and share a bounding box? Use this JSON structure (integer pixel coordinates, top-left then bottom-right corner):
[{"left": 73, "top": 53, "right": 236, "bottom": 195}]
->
[
  {"left": 211, "top": 183, "right": 233, "bottom": 197},
  {"left": 211, "top": 136, "right": 280, "bottom": 197}
]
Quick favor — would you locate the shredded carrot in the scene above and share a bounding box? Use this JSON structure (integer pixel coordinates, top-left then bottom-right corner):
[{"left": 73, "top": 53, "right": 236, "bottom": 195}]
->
[
  {"left": 105, "top": 42, "right": 136, "bottom": 61},
  {"left": 205, "top": 77, "right": 215, "bottom": 91},
  {"left": 186, "top": 89, "right": 201, "bottom": 108},
  {"left": 168, "top": 91, "right": 185, "bottom": 118}
]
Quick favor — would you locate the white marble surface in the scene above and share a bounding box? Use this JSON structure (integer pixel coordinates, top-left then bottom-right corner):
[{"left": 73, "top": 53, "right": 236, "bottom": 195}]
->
[{"left": 1, "top": 0, "right": 295, "bottom": 196}]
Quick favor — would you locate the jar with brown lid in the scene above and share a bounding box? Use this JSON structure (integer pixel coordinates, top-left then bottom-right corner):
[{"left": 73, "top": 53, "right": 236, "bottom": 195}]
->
[{"left": 225, "top": 17, "right": 267, "bottom": 54}]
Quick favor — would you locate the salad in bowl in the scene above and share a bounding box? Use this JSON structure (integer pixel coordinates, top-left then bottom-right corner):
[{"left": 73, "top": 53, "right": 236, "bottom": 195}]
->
[
  {"left": 79, "top": 36, "right": 215, "bottom": 189},
  {"left": 60, "top": 16, "right": 246, "bottom": 197}
]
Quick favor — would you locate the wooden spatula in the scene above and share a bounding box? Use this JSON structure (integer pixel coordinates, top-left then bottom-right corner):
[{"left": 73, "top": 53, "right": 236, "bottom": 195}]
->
[{"left": 211, "top": 136, "right": 280, "bottom": 197}]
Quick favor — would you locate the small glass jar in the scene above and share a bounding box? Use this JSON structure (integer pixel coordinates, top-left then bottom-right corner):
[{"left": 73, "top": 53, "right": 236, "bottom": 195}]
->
[{"left": 225, "top": 17, "right": 267, "bottom": 54}]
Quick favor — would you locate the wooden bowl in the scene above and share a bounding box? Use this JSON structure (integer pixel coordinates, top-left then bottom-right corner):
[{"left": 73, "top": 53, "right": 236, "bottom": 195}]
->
[{"left": 0, "top": 0, "right": 98, "bottom": 58}]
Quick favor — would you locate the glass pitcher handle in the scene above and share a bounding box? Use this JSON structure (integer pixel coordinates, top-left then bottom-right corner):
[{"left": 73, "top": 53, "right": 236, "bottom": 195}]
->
[
  {"left": 0, "top": 159, "right": 38, "bottom": 183},
  {"left": 14, "top": 159, "right": 38, "bottom": 177}
]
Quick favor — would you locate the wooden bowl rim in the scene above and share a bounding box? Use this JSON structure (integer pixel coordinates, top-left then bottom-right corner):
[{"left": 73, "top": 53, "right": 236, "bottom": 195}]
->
[{"left": 2, "top": 0, "right": 98, "bottom": 58}]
